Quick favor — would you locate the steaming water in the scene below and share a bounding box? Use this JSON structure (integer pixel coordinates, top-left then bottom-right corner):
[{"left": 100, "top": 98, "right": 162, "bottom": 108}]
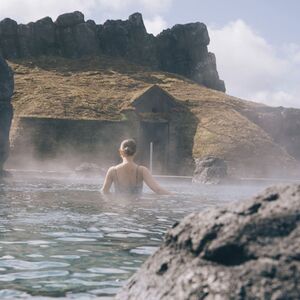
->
[{"left": 0, "top": 172, "right": 268, "bottom": 299}]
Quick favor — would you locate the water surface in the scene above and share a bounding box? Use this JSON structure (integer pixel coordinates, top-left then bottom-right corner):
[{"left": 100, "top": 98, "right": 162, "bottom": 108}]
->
[{"left": 0, "top": 171, "right": 268, "bottom": 299}]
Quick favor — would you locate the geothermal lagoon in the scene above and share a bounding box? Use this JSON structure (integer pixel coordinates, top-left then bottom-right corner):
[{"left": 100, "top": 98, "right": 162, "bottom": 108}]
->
[{"left": 0, "top": 171, "right": 268, "bottom": 299}]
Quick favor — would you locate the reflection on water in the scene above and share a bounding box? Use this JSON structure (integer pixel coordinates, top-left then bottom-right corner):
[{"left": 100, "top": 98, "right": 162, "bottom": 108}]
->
[{"left": 0, "top": 171, "right": 268, "bottom": 299}]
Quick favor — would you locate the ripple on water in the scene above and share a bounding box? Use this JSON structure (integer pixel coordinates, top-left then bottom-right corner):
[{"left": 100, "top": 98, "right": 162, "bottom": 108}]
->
[
  {"left": 44, "top": 231, "right": 104, "bottom": 238},
  {"left": 50, "top": 255, "right": 81, "bottom": 260},
  {"left": 72, "top": 272, "right": 100, "bottom": 278},
  {"left": 130, "top": 246, "right": 159, "bottom": 255},
  {"left": 106, "top": 232, "right": 146, "bottom": 238},
  {"left": 90, "top": 287, "right": 121, "bottom": 295},
  {"left": 0, "top": 259, "right": 69, "bottom": 270},
  {"left": 0, "top": 270, "right": 69, "bottom": 281},
  {"left": 56, "top": 236, "right": 98, "bottom": 242},
  {"left": 0, "top": 289, "right": 29, "bottom": 299},
  {"left": 0, "top": 240, "right": 55, "bottom": 245},
  {"left": 88, "top": 268, "right": 129, "bottom": 274}
]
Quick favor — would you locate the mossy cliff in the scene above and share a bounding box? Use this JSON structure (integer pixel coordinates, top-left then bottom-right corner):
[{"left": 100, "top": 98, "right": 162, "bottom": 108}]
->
[{"left": 8, "top": 55, "right": 300, "bottom": 177}]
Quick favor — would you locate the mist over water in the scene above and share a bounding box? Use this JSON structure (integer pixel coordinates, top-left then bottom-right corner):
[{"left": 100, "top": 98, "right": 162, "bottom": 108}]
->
[{"left": 0, "top": 171, "right": 270, "bottom": 299}]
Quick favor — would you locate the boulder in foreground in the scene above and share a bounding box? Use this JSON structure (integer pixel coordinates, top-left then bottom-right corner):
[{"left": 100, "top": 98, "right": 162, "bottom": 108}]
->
[{"left": 116, "top": 184, "right": 300, "bottom": 299}]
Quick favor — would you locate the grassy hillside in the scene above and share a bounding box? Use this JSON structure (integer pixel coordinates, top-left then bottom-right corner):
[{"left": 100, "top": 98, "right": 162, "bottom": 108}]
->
[{"left": 9, "top": 55, "right": 297, "bottom": 176}]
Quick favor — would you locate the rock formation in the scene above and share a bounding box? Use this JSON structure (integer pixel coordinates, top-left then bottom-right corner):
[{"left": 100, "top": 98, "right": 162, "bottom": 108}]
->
[
  {"left": 193, "top": 156, "right": 228, "bottom": 184},
  {"left": 0, "top": 12, "right": 225, "bottom": 92},
  {"left": 157, "top": 23, "right": 225, "bottom": 91},
  {"left": 116, "top": 184, "right": 300, "bottom": 299},
  {"left": 0, "top": 56, "right": 14, "bottom": 175}
]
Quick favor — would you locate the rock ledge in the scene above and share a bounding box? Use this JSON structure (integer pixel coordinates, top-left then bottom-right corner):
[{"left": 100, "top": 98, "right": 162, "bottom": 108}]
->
[{"left": 117, "top": 184, "right": 300, "bottom": 299}]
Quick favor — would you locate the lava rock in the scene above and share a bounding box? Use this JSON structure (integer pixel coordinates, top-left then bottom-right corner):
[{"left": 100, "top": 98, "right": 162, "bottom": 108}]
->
[
  {"left": 157, "top": 23, "right": 225, "bottom": 91},
  {"left": 0, "top": 18, "right": 19, "bottom": 58},
  {"left": 116, "top": 184, "right": 300, "bottom": 300},
  {"left": 18, "top": 17, "right": 57, "bottom": 57},
  {"left": 193, "top": 156, "right": 227, "bottom": 184},
  {"left": 55, "top": 11, "right": 84, "bottom": 28},
  {"left": 98, "top": 12, "right": 158, "bottom": 67},
  {"left": 0, "top": 12, "right": 225, "bottom": 91},
  {"left": 33, "top": 17, "right": 57, "bottom": 55},
  {"left": 0, "top": 56, "right": 14, "bottom": 174},
  {"left": 56, "top": 12, "right": 99, "bottom": 57}
]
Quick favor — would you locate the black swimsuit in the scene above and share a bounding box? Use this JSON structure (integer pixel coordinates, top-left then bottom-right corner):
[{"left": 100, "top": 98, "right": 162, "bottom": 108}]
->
[{"left": 113, "top": 166, "right": 143, "bottom": 195}]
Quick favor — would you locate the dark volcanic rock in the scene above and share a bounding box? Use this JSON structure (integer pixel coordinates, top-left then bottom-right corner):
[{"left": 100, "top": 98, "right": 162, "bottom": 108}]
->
[
  {"left": 33, "top": 17, "right": 57, "bottom": 55},
  {"left": 116, "top": 184, "right": 300, "bottom": 300},
  {"left": 0, "top": 18, "right": 19, "bottom": 58},
  {"left": 193, "top": 156, "right": 227, "bottom": 184},
  {"left": 55, "top": 11, "right": 84, "bottom": 28},
  {"left": 98, "top": 12, "right": 158, "bottom": 67},
  {"left": 157, "top": 23, "right": 225, "bottom": 91},
  {"left": 0, "top": 56, "right": 14, "bottom": 174},
  {"left": 56, "top": 12, "right": 99, "bottom": 57},
  {"left": 0, "top": 12, "right": 225, "bottom": 91},
  {"left": 18, "top": 17, "right": 57, "bottom": 57}
]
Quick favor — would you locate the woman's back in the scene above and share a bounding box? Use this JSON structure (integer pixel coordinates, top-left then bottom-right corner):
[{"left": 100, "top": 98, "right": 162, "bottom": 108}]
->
[
  {"left": 101, "top": 139, "right": 170, "bottom": 195},
  {"left": 113, "top": 163, "right": 143, "bottom": 195}
]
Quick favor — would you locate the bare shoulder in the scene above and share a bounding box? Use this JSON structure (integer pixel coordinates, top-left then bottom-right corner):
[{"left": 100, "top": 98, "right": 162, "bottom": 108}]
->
[
  {"left": 138, "top": 166, "right": 151, "bottom": 176},
  {"left": 138, "top": 166, "right": 148, "bottom": 172},
  {"left": 106, "top": 166, "right": 117, "bottom": 175},
  {"left": 113, "top": 163, "right": 124, "bottom": 170}
]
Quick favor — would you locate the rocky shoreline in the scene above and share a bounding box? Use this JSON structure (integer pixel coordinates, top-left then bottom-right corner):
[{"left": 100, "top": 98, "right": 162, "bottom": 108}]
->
[{"left": 116, "top": 184, "right": 300, "bottom": 299}]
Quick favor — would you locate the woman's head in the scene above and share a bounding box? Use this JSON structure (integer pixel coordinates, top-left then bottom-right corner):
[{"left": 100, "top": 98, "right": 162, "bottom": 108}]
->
[{"left": 119, "top": 139, "right": 137, "bottom": 157}]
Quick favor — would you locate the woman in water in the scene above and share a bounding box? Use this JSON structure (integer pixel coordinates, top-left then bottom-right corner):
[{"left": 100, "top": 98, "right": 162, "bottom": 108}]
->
[{"left": 101, "top": 139, "right": 170, "bottom": 195}]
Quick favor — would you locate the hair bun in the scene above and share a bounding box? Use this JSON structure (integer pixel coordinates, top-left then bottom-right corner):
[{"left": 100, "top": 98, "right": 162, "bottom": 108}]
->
[{"left": 120, "top": 139, "right": 137, "bottom": 156}]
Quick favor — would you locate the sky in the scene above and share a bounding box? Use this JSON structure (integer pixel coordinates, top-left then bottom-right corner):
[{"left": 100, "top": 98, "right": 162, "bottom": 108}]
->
[{"left": 0, "top": 0, "right": 299, "bottom": 108}]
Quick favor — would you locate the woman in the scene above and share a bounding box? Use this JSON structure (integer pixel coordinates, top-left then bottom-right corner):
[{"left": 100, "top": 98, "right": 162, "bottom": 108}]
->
[{"left": 101, "top": 139, "right": 170, "bottom": 195}]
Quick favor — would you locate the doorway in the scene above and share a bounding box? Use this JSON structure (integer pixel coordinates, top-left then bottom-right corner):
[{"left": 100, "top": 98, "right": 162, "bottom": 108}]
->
[{"left": 138, "top": 121, "right": 169, "bottom": 174}]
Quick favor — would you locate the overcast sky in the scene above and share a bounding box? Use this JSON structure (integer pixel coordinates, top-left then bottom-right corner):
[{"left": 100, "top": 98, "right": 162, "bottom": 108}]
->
[{"left": 1, "top": 0, "right": 299, "bottom": 108}]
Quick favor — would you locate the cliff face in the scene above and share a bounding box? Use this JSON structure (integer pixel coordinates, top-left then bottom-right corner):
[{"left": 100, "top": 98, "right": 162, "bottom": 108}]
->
[
  {"left": 0, "top": 11, "right": 225, "bottom": 92},
  {"left": 0, "top": 56, "right": 14, "bottom": 174}
]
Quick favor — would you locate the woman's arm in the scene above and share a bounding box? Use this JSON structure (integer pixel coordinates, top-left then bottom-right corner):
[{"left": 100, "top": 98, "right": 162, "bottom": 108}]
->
[
  {"left": 141, "top": 166, "right": 171, "bottom": 195},
  {"left": 101, "top": 167, "right": 114, "bottom": 194}
]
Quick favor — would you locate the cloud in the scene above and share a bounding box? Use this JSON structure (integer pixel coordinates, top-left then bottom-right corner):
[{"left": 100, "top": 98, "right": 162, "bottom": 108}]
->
[
  {"left": 0, "top": 0, "right": 172, "bottom": 23},
  {"left": 144, "top": 15, "right": 168, "bottom": 35},
  {"left": 139, "top": 0, "right": 173, "bottom": 14},
  {"left": 0, "top": 0, "right": 94, "bottom": 23},
  {"left": 209, "top": 20, "right": 300, "bottom": 108}
]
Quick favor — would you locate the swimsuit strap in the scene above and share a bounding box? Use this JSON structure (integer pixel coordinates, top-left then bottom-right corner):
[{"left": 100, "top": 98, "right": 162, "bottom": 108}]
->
[
  {"left": 136, "top": 165, "right": 139, "bottom": 186},
  {"left": 136, "top": 165, "right": 143, "bottom": 189}
]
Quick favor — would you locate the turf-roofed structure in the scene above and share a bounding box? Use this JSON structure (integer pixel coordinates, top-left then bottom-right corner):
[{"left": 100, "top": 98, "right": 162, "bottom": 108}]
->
[{"left": 1, "top": 12, "right": 300, "bottom": 177}]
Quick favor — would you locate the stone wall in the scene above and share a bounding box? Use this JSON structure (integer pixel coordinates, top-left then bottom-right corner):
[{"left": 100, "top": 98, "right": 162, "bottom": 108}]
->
[
  {"left": 0, "top": 56, "right": 14, "bottom": 174},
  {"left": 9, "top": 117, "right": 135, "bottom": 170},
  {"left": 0, "top": 12, "right": 225, "bottom": 92},
  {"left": 9, "top": 111, "right": 196, "bottom": 174}
]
